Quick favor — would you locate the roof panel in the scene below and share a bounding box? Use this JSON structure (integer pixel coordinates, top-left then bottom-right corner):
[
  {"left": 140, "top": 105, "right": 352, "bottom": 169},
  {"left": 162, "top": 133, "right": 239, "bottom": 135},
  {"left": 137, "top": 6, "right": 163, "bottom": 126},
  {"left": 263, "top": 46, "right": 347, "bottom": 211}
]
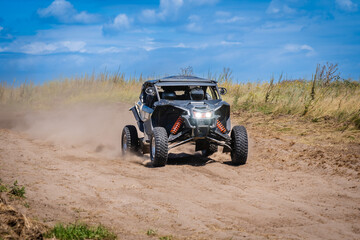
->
[
  {"left": 144, "top": 75, "right": 217, "bottom": 85},
  {"left": 156, "top": 82, "right": 217, "bottom": 87}
]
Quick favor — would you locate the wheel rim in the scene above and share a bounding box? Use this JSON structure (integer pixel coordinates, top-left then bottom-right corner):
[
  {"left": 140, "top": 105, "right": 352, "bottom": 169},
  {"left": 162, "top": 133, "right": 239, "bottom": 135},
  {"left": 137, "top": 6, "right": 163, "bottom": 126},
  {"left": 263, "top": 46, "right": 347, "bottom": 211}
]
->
[
  {"left": 151, "top": 137, "right": 156, "bottom": 161},
  {"left": 122, "top": 134, "right": 128, "bottom": 152}
]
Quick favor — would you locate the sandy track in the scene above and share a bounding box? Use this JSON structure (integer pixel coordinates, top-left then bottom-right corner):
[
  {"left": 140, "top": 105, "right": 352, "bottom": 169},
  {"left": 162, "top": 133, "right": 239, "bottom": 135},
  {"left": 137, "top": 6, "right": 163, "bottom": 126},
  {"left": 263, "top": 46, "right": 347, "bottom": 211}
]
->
[{"left": 0, "top": 103, "right": 359, "bottom": 239}]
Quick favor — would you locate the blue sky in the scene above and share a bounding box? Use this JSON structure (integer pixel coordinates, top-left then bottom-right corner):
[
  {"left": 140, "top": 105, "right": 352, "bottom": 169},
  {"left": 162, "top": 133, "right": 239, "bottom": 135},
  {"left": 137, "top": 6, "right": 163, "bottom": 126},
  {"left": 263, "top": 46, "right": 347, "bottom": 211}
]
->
[{"left": 0, "top": 0, "right": 359, "bottom": 84}]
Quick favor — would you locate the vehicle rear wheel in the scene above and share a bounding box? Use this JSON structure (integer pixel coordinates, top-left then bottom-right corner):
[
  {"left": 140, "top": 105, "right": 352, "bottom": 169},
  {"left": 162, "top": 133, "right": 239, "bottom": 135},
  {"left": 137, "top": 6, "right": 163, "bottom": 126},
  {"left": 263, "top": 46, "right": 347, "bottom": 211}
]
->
[
  {"left": 230, "top": 125, "right": 248, "bottom": 165},
  {"left": 121, "top": 125, "right": 139, "bottom": 155},
  {"left": 150, "top": 127, "right": 168, "bottom": 167},
  {"left": 202, "top": 143, "right": 218, "bottom": 157}
]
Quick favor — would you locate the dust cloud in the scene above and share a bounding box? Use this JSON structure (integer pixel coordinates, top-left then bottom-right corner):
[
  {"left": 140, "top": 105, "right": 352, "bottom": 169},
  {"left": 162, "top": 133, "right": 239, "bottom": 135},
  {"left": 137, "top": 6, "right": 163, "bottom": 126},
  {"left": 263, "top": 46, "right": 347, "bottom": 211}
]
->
[{"left": 0, "top": 103, "right": 137, "bottom": 158}]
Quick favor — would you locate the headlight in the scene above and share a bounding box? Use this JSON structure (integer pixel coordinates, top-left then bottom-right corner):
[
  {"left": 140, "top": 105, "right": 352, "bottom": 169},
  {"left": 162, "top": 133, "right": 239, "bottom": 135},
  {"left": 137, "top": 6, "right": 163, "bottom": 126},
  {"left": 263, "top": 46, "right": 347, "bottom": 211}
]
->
[
  {"left": 194, "top": 112, "right": 202, "bottom": 118},
  {"left": 193, "top": 111, "right": 212, "bottom": 119}
]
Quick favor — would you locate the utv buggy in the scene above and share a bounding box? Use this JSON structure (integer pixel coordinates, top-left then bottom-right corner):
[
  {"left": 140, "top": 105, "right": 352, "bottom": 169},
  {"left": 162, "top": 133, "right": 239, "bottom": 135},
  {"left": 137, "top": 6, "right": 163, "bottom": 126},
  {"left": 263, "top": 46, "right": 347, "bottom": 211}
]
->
[{"left": 121, "top": 75, "right": 248, "bottom": 167}]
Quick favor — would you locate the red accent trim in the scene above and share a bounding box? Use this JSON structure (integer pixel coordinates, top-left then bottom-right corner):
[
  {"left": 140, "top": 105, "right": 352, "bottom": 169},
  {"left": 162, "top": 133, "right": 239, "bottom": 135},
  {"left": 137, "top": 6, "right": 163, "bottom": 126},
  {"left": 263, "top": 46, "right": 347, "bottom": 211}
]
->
[
  {"left": 217, "top": 120, "right": 226, "bottom": 133},
  {"left": 171, "top": 117, "right": 184, "bottom": 134}
]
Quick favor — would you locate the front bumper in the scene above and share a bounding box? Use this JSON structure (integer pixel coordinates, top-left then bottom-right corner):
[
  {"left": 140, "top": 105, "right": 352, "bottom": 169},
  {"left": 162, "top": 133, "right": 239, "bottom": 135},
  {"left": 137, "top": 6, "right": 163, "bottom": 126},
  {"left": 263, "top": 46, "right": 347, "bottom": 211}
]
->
[{"left": 168, "top": 115, "right": 230, "bottom": 142}]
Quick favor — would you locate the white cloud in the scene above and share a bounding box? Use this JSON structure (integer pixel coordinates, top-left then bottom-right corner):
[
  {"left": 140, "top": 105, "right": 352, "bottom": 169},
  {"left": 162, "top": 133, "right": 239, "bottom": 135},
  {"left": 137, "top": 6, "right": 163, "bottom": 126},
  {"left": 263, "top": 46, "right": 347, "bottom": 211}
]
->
[
  {"left": 283, "top": 44, "right": 315, "bottom": 56},
  {"left": 266, "top": 0, "right": 296, "bottom": 15},
  {"left": 37, "top": 0, "right": 100, "bottom": 24},
  {"left": 140, "top": 0, "right": 220, "bottom": 23},
  {"left": 255, "top": 22, "right": 303, "bottom": 33},
  {"left": 284, "top": 44, "right": 313, "bottom": 52},
  {"left": 140, "top": 0, "right": 185, "bottom": 22},
  {"left": 186, "top": 15, "right": 202, "bottom": 32},
  {"left": 172, "top": 42, "right": 210, "bottom": 49},
  {"left": 21, "top": 41, "right": 86, "bottom": 54},
  {"left": 22, "top": 42, "right": 58, "bottom": 54},
  {"left": 61, "top": 41, "right": 86, "bottom": 52},
  {"left": 336, "top": 0, "right": 358, "bottom": 12},
  {"left": 112, "top": 14, "right": 131, "bottom": 29},
  {"left": 0, "top": 26, "right": 3, "bottom": 32},
  {"left": 215, "top": 11, "right": 246, "bottom": 24},
  {"left": 216, "top": 16, "right": 244, "bottom": 24},
  {"left": 143, "top": 46, "right": 156, "bottom": 51},
  {"left": 141, "top": 9, "right": 157, "bottom": 23},
  {"left": 102, "top": 14, "right": 131, "bottom": 34},
  {"left": 141, "top": 37, "right": 158, "bottom": 51},
  {"left": 186, "top": 22, "right": 202, "bottom": 32},
  {"left": 174, "top": 43, "right": 187, "bottom": 48},
  {"left": 159, "top": 0, "right": 184, "bottom": 17},
  {"left": 220, "top": 41, "right": 242, "bottom": 46},
  {"left": 98, "top": 47, "right": 123, "bottom": 54}
]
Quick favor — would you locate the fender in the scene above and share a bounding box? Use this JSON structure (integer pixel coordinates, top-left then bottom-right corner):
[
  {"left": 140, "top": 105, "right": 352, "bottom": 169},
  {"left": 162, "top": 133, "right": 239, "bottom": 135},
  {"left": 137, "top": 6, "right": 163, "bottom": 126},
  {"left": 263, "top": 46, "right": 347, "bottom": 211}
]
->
[{"left": 130, "top": 106, "right": 144, "bottom": 132}]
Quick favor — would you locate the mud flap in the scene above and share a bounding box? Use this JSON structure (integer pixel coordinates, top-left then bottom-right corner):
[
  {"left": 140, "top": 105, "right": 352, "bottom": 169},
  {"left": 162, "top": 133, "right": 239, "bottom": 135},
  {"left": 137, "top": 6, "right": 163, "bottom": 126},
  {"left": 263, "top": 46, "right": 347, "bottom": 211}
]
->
[
  {"left": 139, "top": 138, "right": 150, "bottom": 154},
  {"left": 130, "top": 106, "right": 144, "bottom": 132},
  {"left": 195, "top": 139, "right": 209, "bottom": 151}
]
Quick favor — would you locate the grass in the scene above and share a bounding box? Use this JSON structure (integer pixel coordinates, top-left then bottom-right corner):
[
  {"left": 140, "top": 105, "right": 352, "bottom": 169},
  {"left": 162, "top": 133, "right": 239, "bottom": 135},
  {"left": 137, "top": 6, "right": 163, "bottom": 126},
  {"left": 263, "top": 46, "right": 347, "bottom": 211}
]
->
[
  {"left": 145, "top": 229, "right": 173, "bottom": 240},
  {"left": 0, "top": 180, "right": 8, "bottom": 192},
  {"left": 44, "top": 222, "right": 116, "bottom": 240},
  {"left": 146, "top": 229, "right": 157, "bottom": 236},
  {"left": 221, "top": 77, "right": 360, "bottom": 130},
  {"left": 1, "top": 65, "right": 359, "bottom": 130},
  {"left": 158, "top": 236, "right": 173, "bottom": 240},
  {"left": 0, "top": 179, "right": 26, "bottom": 198},
  {"left": 9, "top": 180, "right": 26, "bottom": 198}
]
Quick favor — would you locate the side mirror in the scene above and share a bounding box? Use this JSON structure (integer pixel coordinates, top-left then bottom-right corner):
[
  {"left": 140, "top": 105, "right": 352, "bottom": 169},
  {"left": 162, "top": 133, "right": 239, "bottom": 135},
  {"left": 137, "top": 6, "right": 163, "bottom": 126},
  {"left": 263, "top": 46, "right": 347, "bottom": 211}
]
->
[
  {"left": 219, "top": 87, "right": 227, "bottom": 95},
  {"left": 145, "top": 87, "right": 156, "bottom": 96}
]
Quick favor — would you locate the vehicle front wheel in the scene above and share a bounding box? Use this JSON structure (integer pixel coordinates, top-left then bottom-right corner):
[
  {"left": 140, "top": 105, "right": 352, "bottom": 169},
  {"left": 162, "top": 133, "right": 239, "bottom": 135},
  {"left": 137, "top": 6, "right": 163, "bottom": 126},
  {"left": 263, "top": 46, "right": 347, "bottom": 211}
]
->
[
  {"left": 150, "top": 127, "right": 168, "bottom": 167},
  {"left": 121, "top": 125, "right": 139, "bottom": 155},
  {"left": 230, "top": 125, "right": 248, "bottom": 165}
]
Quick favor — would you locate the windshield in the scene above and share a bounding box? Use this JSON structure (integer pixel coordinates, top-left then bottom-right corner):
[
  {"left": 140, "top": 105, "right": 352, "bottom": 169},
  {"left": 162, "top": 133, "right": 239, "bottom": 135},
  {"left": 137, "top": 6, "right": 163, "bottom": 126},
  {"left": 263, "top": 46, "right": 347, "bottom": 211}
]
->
[{"left": 156, "top": 85, "right": 219, "bottom": 101}]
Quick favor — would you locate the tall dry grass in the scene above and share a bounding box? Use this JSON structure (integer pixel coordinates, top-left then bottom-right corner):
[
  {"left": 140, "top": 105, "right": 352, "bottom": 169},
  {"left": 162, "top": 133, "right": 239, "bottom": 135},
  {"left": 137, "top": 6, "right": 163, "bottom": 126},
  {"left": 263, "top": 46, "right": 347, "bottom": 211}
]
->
[
  {"left": 222, "top": 77, "right": 360, "bottom": 129},
  {"left": 0, "top": 72, "right": 144, "bottom": 110},
  {"left": 1, "top": 68, "right": 359, "bottom": 129}
]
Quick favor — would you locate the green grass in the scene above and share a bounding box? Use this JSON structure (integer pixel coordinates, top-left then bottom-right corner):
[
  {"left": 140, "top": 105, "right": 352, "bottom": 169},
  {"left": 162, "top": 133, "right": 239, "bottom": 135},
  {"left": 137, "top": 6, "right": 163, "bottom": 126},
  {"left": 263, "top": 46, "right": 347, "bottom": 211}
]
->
[
  {"left": 0, "top": 183, "right": 8, "bottom": 192},
  {"left": 9, "top": 180, "right": 26, "bottom": 198},
  {"left": 0, "top": 179, "right": 26, "bottom": 198},
  {"left": 146, "top": 229, "right": 157, "bottom": 236},
  {"left": 44, "top": 222, "right": 116, "bottom": 240},
  {"left": 158, "top": 236, "right": 173, "bottom": 240},
  {"left": 145, "top": 229, "right": 173, "bottom": 240}
]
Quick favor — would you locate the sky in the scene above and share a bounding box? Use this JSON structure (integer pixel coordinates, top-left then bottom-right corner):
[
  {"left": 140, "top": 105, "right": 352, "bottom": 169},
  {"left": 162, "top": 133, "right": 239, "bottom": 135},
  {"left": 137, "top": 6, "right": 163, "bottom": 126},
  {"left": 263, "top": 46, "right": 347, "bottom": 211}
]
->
[{"left": 0, "top": 0, "right": 359, "bottom": 84}]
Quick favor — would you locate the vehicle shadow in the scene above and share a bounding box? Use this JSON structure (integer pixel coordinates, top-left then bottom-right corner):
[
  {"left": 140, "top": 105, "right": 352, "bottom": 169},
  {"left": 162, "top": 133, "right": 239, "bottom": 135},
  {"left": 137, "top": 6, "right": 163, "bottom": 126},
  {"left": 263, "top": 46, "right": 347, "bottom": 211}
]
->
[
  {"left": 139, "top": 153, "right": 242, "bottom": 168},
  {"left": 141, "top": 152, "right": 216, "bottom": 167},
  {"left": 222, "top": 160, "right": 244, "bottom": 166},
  {"left": 166, "top": 152, "right": 215, "bottom": 166}
]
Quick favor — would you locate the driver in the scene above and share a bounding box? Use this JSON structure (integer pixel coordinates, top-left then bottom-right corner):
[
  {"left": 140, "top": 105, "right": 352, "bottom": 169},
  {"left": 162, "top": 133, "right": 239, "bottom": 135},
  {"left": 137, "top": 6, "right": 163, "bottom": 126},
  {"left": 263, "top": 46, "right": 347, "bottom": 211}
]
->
[{"left": 190, "top": 87, "right": 204, "bottom": 101}]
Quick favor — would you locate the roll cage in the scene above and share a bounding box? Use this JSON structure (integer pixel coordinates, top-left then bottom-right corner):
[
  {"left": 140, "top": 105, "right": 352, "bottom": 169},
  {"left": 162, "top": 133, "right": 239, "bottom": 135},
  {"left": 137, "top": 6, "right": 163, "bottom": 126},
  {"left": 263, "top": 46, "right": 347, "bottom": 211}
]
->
[{"left": 140, "top": 81, "right": 222, "bottom": 109}]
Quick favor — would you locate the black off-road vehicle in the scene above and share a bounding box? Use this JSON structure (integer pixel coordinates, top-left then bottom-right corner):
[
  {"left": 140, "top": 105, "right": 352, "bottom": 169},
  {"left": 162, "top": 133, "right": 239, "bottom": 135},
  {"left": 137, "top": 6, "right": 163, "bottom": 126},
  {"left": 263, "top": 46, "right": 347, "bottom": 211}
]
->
[{"left": 121, "top": 75, "right": 248, "bottom": 167}]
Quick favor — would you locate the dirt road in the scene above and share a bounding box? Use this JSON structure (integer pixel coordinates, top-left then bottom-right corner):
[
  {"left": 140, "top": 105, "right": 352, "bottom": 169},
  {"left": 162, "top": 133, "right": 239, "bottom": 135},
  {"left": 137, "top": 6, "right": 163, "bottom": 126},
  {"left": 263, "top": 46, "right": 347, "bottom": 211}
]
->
[{"left": 0, "top": 103, "right": 359, "bottom": 239}]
